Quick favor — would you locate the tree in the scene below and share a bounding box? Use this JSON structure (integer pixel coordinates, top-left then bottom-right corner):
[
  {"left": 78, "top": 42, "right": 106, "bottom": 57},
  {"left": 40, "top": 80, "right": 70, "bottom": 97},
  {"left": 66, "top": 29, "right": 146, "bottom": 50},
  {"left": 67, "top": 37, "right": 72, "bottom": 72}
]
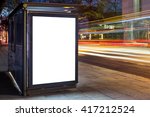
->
[
  {"left": 1, "top": 0, "right": 122, "bottom": 21},
  {"left": 85, "top": 0, "right": 94, "bottom": 6},
  {"left": 6, "top": 0, "right": 20, "bottom": 10},
  {"left": 79, "top": 0, "right": 107, "bottom": 21},
  {"left": 96, "top": 0, "right": 108, "bottom": 18},
  {"left": 106, "top": 0, "right": 122, "bottom": 16},
  {"left": 0, "top": 0, "right": 6, "bottom": 14},
  {"left": 0, "top": 0, "right": 20, "bottom": 16}
]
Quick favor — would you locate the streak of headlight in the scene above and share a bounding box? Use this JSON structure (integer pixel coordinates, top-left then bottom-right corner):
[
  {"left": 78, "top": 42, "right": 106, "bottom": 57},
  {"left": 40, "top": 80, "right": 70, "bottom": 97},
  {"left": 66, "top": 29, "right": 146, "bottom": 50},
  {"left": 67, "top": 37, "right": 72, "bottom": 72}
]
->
[
  {"left": 79, "top": 49, "right": 150, "bottom": 58},
  {"left": 79, "top": 46, "right": 150, "bottom": 54},
  {"left": 79, "top": 51, "right": 150, "bottom": 63}
]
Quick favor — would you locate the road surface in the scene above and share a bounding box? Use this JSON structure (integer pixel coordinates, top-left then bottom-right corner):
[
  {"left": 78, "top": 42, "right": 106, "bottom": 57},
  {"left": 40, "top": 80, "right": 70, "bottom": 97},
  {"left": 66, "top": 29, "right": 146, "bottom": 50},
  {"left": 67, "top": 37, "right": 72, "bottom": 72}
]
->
[{"left": 79, "top": 45, "right": 150, "bottom": 78}]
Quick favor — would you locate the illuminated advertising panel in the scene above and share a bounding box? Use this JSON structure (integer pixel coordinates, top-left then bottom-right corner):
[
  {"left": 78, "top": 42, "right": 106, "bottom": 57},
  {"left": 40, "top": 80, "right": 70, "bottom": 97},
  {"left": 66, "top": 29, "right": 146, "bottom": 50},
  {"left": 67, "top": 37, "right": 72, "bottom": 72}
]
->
[{"left": 32, "top": 16, "right": 77, "bottom": 85}]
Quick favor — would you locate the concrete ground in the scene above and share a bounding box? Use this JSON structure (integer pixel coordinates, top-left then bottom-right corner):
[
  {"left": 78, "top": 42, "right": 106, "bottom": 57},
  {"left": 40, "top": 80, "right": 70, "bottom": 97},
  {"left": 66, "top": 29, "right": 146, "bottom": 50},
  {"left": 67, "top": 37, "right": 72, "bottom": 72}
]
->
[{"left": 0, "top": 46, "right": 150, "bottom": 100}]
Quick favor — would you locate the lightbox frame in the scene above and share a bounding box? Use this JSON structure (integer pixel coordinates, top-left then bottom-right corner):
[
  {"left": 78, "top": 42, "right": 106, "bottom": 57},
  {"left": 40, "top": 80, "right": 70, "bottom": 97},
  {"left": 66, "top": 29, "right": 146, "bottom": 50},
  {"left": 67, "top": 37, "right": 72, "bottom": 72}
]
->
[{"left": 27, "top": 12, "right": 78, "bottom": 89}]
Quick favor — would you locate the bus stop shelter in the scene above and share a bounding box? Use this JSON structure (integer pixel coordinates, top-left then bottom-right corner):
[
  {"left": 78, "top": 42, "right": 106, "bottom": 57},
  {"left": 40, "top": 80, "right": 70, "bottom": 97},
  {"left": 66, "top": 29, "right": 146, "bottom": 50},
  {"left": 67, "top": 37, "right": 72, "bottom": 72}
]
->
[{"left": 8, "top": 2, "right": 78, "bottom": 96}]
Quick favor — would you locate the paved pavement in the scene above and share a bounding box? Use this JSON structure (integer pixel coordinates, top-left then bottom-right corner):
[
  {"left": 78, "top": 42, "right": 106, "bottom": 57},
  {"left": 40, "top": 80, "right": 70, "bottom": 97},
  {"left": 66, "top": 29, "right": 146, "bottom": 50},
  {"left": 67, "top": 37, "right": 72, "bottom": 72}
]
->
[{"left": 0, "top": 45, "right": 150, "bottom": 100}]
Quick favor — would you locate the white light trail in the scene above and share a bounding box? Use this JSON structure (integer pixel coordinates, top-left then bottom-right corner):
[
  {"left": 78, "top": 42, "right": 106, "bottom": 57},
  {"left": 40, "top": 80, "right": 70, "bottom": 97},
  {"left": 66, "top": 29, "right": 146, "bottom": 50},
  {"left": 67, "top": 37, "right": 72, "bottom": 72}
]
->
[
  {"left": 79, "top": 49, "right": 150, "bottom": 58},
  {"left": 79, "top": 46, "right": 150, "bottom": 55},
  {"left": 79, "top": 51, "right": 150, "bottom": 63}
]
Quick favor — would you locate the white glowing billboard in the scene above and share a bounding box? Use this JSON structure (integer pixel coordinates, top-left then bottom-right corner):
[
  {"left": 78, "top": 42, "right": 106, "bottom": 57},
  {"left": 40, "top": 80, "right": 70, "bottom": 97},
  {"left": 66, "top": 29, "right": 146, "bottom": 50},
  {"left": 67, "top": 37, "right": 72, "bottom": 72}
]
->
[{"left": 32, "top": 16, "right": 76, "bottom": 85}]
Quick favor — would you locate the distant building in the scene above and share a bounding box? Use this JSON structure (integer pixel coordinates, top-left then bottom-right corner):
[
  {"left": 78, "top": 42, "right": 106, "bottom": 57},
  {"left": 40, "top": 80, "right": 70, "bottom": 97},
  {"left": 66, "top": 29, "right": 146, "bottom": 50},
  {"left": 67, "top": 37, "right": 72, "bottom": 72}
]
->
[
  {"left": 122, "top": 0, "right": 150, "bottom": 41},
  {"left": 122, "top": 0, "right": 150, "bottom": 15}
]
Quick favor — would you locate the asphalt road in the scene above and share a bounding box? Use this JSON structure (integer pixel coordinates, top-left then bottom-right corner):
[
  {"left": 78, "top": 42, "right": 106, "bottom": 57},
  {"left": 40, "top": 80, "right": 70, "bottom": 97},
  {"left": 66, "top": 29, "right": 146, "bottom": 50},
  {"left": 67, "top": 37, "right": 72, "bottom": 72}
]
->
[{"left": 79, "top": 45, "right": 150, "bottom": 78}]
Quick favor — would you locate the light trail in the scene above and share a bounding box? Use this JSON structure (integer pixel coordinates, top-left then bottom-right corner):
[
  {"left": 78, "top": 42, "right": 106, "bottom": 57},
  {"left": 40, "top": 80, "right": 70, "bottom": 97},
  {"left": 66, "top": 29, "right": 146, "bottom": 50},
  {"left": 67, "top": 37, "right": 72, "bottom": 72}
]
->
[
  {"left": 79, "top": 51, "right": 150, "bottom": 63},
  {"left": 79, "top": 46, "right": 150, "bottom": 55},
  {"left": 79, "top": 48, "right": 150, "bottom": 58}
]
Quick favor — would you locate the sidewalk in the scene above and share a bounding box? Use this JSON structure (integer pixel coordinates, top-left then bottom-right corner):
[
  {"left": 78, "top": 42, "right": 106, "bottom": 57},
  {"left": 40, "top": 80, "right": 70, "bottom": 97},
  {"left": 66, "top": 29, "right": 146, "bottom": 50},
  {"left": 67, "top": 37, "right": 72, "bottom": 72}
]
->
[
  {"left": 1, "top": 62, "right": 150, "bottom": 100},
  {"left": 1, "top": 45, "right": 150, "bottom": 99}
]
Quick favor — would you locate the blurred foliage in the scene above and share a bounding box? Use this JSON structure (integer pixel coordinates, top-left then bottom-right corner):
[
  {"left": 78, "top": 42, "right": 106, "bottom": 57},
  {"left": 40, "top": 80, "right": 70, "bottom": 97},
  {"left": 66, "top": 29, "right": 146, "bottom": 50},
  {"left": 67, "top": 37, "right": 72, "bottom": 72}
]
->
[
  {"left": 78, "top": 0, "right": 121, "bottom": 21},
  {"left": 7, "top": 0, "right": 20, "bottom": 9},
  {"left": 0, "top": 0, "right": 6, "bottom": 13},
  {"left": 0, "top": 0, "right": 20, "bottom": 16},
  {"left": 0, "top": 0, "right": 121, "bottom": 21}
]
